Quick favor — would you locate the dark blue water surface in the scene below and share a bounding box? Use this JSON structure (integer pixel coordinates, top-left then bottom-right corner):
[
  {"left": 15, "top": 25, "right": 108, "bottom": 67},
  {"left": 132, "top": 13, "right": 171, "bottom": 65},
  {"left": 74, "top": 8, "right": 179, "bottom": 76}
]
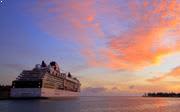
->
[{"left": 1, "top": 96, "right": 180, "bottom": 112}]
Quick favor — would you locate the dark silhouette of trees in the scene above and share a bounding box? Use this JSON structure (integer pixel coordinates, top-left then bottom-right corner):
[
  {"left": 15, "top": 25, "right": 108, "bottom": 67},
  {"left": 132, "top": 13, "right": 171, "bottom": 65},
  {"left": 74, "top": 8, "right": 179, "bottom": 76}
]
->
[
  {"left": 0, "top": 85, "right": 11, "bottom": 99},
  {"left": 143, "top": 92, "right": 180, "bottom": 97}
]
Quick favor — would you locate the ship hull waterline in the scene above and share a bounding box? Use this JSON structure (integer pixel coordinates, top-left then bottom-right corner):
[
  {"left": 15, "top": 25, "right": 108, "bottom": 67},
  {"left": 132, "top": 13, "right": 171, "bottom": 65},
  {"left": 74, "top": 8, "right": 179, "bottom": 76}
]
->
[{"left": 10, "top": 88, "right": 80, "bottom": 99}]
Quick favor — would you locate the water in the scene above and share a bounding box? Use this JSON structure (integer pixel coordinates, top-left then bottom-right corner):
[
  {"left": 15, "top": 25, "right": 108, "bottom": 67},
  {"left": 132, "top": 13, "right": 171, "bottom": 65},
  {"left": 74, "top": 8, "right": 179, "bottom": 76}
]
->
[{"left": 0, "top": 96, "right": 180, "bottom": 112}]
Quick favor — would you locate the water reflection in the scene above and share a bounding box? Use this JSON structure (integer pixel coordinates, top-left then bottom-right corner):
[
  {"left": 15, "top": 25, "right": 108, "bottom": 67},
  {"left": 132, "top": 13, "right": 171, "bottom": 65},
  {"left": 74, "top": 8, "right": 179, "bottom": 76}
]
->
[
  {"left": 1, "top": 97, "right": 180, "bottom": 112},
  {"left": 7, "top": 98, "right": 80, "bottom": 112}
]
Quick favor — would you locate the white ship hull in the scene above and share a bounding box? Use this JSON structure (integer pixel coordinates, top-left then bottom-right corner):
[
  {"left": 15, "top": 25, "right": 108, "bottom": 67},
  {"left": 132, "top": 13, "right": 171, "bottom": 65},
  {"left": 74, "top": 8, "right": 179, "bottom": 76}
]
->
[{"left": 10, "top": 88, "right": 80, "bottom": 98}]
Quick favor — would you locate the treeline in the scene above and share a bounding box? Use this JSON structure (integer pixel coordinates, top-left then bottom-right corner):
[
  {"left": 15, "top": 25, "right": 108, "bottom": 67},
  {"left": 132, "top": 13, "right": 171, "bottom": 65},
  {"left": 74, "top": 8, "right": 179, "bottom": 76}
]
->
[
  {"left": 0, "top": 85, "right": 11, "bottom": 99},
  {"left": 143, "top": 92, "right": 180, "bottom": 97},
  {"left": 0, "top": 85, "right": 11, "bottom": 90}
]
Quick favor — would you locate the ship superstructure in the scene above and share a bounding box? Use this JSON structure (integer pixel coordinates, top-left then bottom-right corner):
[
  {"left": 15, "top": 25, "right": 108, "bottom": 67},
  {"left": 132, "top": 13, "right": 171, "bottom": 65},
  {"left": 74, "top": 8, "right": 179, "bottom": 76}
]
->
[{"left": 11, "top": 61, "right": 81, "bottom": 98}]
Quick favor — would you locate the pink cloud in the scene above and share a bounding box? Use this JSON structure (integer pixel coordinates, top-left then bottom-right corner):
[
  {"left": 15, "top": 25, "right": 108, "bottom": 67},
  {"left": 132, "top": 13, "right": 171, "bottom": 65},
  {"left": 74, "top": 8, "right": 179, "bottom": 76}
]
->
[
  {"left": 29, "top": 0, "right": 180, "bottom": 70},
  {"left": 147, "top": 66, "right": 180, "bottom": 82},
  {"left": 87, "top": 0, "right": 180, "bottom": 70}
]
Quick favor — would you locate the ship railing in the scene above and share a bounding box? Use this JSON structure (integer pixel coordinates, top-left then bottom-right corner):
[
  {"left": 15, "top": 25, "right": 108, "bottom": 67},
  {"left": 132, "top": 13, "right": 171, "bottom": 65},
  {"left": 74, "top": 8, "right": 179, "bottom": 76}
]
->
[
  {"left": 22, "top": 71, "right": 42, "bottom": 74},
  {"left": 14, "top": 78, "right": 42, "bottom": 81},
  {"left": 16, "top": 75, "right": 44, "bottom": 80},
  {"left": 66, "top": 77, "right": 79, "bottom": 83},
  {"left": 17, "top": 78, "right": 44, "bottom": 81},
  {"left": 18, "top": 73, "right": 45, "bottom": 78},
  {"left": 17, "top": 75, "right": 44, "bottom": 79},
  {"left": 19, "top": 74, "right": 44, "bottom": 77}
]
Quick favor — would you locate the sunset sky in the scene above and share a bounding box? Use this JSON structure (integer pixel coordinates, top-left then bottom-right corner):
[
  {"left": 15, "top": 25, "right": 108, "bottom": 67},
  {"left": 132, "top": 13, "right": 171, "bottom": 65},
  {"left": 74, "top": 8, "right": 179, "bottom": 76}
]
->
[{"left": 0, "top": 0, "right": 179, "bottom": 96}]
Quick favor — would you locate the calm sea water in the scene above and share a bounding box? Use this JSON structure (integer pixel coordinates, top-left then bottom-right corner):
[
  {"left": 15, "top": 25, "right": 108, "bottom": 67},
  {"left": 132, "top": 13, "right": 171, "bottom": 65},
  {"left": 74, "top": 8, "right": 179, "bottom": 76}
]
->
[{"left": 0, "top": 96, "right": 180, "bottom": 112}]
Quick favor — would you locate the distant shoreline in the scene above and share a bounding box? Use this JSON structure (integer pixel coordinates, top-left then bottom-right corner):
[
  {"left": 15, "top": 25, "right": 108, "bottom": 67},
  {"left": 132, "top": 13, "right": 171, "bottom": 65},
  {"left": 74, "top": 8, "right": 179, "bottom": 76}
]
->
[{"left": 143, "top": 92, "right": 180, "bottom": 97}]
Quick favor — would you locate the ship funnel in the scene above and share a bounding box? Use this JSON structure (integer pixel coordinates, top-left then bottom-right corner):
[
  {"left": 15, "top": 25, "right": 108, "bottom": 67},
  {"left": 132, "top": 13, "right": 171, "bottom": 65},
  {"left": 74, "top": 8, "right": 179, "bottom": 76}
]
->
[
  {"left": 50, "top": 61, "right": 60, "bottom": 72},
  {"left": 41, "top": 60, "right": 47, "bottom": 67}
]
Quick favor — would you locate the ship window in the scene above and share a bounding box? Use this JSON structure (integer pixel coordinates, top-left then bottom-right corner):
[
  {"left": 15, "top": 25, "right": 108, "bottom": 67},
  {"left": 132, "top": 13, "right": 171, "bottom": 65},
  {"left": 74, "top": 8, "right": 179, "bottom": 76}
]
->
[{"left": 13, "top": 80, "right": 42, "bottom": 88}]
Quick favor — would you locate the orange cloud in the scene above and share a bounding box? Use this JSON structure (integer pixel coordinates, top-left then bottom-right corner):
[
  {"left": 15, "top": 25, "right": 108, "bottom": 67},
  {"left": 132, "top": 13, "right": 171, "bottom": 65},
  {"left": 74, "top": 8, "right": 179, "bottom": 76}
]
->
[
  {"left": 147, "top": 75, "right": 168, "bottom": 83},
  {"left": 30, "top": 0, "right": 180, "bottom": 71},
  {"left": 87, "top": 0, "right": 180, "bottom": 70},
  {"left": 87, "top": 16, "right": 94, "bottom": 22},
  {"left": 147, "top": 66, "right": 180, "bottom": 82},
  {"left": 31, "top": 0, "right": 102, "bottom": 46}
]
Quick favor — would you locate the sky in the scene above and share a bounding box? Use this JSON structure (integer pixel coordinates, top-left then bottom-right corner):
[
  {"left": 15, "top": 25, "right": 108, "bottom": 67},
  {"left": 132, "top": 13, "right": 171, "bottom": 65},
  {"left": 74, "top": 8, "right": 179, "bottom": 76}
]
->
[{"left": 0, "top": 0, "right": 179, "bottom": 96}]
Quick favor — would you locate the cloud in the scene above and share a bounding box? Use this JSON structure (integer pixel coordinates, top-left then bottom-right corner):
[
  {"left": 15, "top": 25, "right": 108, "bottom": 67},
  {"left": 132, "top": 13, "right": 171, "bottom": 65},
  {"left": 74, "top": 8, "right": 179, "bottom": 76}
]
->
[
  {"left": 29, "top": 0, "right": 180, "bottom": 71},
  {"left": 111, "top": 87, "right": 119, "bottom": 91},
  {"left": 129, "top": 85, "right": 135, "bottom": 89},
  {"left": 81, "top": 86, "right": 138, "bottom": 96},
  {"left": 82, "top": 87, "right": 106, "bottom": 93},
  {"left": 31, "top": 0, "right": 103, "bottom": 44},
  {"left": 97, "top": 0, "right": 180, "bottom": 70},
  {"left": 147, "top": 66, "right": 180, "bottom": 82},
  {"left": 77, "top": 0, "right": 180, "bottom": 70},
  {"left": 81, "top": 87, "right": 107, "bottom": 96}
]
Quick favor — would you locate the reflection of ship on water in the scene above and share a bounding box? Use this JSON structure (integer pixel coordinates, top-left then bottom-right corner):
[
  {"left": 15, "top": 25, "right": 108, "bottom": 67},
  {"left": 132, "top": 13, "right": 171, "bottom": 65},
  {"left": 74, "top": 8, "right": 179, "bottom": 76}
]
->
[{"left": 10, "top": 61, "right": 81, "bottom": 98}]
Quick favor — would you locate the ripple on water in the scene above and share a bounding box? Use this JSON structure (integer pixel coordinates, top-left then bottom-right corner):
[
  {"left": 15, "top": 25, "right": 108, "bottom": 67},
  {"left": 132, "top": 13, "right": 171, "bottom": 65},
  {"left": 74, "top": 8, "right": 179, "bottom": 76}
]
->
[{"left": 1, "top": 97, "right": 180, "bottom": 112}]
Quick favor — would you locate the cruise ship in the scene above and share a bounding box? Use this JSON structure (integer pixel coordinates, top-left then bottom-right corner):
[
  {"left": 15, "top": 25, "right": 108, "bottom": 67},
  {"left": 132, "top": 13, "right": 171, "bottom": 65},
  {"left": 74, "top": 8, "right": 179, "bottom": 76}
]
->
[{"left": 10, "top": 61, "right": 81, "bottom": 98}]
